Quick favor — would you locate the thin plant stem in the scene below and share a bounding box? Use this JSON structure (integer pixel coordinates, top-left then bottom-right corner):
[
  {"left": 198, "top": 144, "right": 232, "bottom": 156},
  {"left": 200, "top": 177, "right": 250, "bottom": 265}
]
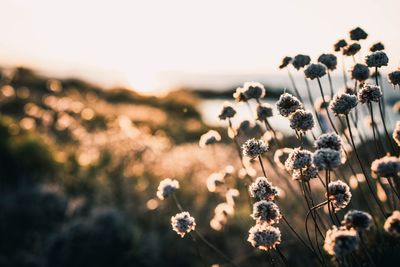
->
[
  {"left": 275, "top": 246, "right": 289, "bottom": 267},
  {"left": 325, "top": 170, "right": 337, "bottom": 226},
  {"left": 288, "top": 68, "right": 304, "bottom": 103},
  {"left": 378, "top": 100, "right": 397, "bottom": 155},
  {"left": 368, "top": 102, "right": 382, "bottom": 155},
  {"left": 316, "top": 77, "right": 339, "bottom": 134},
  {"left": 327, "top": 71, "right": 334, "bottom": 98},
  {"left": 258, "top": 155, "right": 267, "bottom": 178}
]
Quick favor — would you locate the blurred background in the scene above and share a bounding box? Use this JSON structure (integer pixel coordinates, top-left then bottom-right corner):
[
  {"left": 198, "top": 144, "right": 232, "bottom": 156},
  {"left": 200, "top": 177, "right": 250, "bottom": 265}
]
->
[{"left": 1, "top": 0, "right": 400, "bottom": 266}]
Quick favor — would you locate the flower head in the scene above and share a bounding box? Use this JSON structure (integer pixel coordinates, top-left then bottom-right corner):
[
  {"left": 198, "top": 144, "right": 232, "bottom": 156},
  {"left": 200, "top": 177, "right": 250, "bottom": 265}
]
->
[
  {"left": 329, "top": 93, "right": 358, "bottom": 116},
  {"left": 206, "top": 172, "right": 225, "bottom": 192},
  {"left": 242, "top": 138, "right": 269, "bottom": 159},
  {"left": 327, "top": 180, "right": 352, "bottom": 211},
  {"left": 248, "top": 176, "right": 279, "bottom": 200},
  {"left": 371, "top": 155, "right": 400, "bottom": 178},
  {"left": 242, "top": 82, "right": 266, "bottom": 100},
  {"left": 157, "top": 178, "right": 180, "bottom": 200},
  {"left": 274, "top": 148, "right": 293, "bottom": 170},
  {"left": 343, "top": 43, "right": 361, "bottom": 56},
  {"left": 171, "top": 212, "right": 196, "bottom": 237},
  {"left": 318, "top": 53, "right": 337, "bottom": 70},
  {"left": 384, "top": 211, "right": 400, "bottom": 237},
  {"left": 334, "top": 39, "right": 347, "bottom": 52},
  {"left": 351, "top": 63, "right": 370, "bottom": 82},
  {"left": 289, "top": 109, "right": 315, "bottom": 132},
  {"left": 285, "top": 148, "right": 313, "bottom": 171},
  {"left": 219, "top": 102, "right": 236, "bottom": 120},
  {"left": 315, "top": 133, "right": 342, "bottom": 151},
  {"left": 370, "top": 42, "right": 385, "bottom": 52},
  {"left": 304, "top": 63, "right": 326, "bottom": 79},
  {"left": 279, "top": 56, "right": 292, "bottom": 69},
  {"left": 388, "top": 70, "right": 400, "bottom": 88},
  {"left": 199, "top": 130, "right": 221, "bottom": 148},
  {"left": 292, "top": 54, "right": 311, "bottom": 70},
  {"left": 366, "top": 51, "right": 389, "bottom": 68},
  {"left": 393, "top": 121, "right": 400, "bottom": 147},
  {"left": 313, "top": 148, "right": 342, "bottom": 170},
  {"left": 256, "top": 104, "right": 273, "bottom": 121},
  {"left": 324, "top": 226, "right": 359, "bottom": 257},
  {"left": 342, "top": 210, "right": 373, "bottom": 232},
  {"left": 276, "top": 92, "right": 303, "bottom": 117},
  {"left": 292, "top": 164, "right": 318, "bottom": 181},
  {"left": 251, "top": 200, "right": 282, "bottom": 224},
  {"left": 248, "top": 224, "right": 281, "bottom": 251},
  {"left": 357, "top": 83, "right": 382, "bottom": 104},
  {"left": 233, "top": 87, "right": 247, "bottom": 102},
  {"left": 350, "top": 27, "right": 368, "bottom": 41}
]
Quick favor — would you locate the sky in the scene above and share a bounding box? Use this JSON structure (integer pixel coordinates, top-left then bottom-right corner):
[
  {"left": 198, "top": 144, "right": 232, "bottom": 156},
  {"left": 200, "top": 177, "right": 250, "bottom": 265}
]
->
[{"left": 1, "top": 0, "right": 400, "bottom": 93}]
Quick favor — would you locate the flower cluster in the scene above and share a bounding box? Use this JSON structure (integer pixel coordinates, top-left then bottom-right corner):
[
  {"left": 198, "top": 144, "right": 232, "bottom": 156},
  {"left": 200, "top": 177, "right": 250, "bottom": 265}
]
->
[
  {"left": 357, "top": 83, "right": 382, "bottom": 103},
  {"left": 323, "top": 226, "right": 359, "bottom": 257},
  {"left": 256, "top": 104, "right": 273, "bottom": 121},
  {"left": 371, "top": 155, "right": 400, "bottom": 178},
  {"left": 285, "top": 148, "right": 313, "bottom": 171},
  {"left": 327, "top": 180, "right": 352, "bottom": 211},
  {"left": 292, "top": 54, "right": 311, "bottom": 70},
  {"left": 318, "top": 53, "right": 337, "bottom": 70},
  {"left": 247, "top": 224, "right": 281, "bottom": 251},
  {"left": 218, "top": 102, "right": 236, "bottom": 120},
  {"left": 242, "top": 138, "right": 269, "bottom": 159},
  {"left": 351, "top": 63, "right": 370, "bottom": 82},
  {"left": 366, "top": 51, "right": 389, "bottom": 68},
  {"left": 171, "top": 212, "right": 196, "bottom": 237},
  {"left": 276, "top": 92, "right": 303, "bottom": 117},
  {"left": 248, "top": 176, "right": 279, "bottom": 201},
  {"left": 342, "top": 209, "right": 373, "bottom": 232},
  {"left": 157, "top": 178, "right": 180, "bottom": 200},
  {"left": 251, "top": 200, "right": 282, "bottom": 224},
  {"left": 289, "top": 109, "right": 315, "bottom": 133},
  {"left": 304, "top": 63, "right": 326, "bottom": 79},
  {"left": 199, "top": 130, "right": 221, "bottom": 148},
  {"left": 313, "top": 148, "right": 342, "bottom": 170},
  {"left": 315, "top": 132, "right": 342, "bottom": 151},
  {"left": 329, "top": 93, "right": 358, "bottom": 116},
  {"left": 384, "top": 211, "right": 400, "bottom": 237},
  {"left": 393, "top": 121, "right": 400, "bottom": 147}
]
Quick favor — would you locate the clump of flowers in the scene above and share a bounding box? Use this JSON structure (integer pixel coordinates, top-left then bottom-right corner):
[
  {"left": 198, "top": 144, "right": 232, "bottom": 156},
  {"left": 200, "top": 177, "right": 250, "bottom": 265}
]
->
[
  {"left": 206, "top": 172, "right": 225, "bottom": 192},
  {"left": 289, "top": 109, "right": 314, "bottom": 133},
  {"left": 366, "top": 51, "right": 389, "bottom": 68},
  {"left": 370, "top": 42, "right": 385, "bottom": 52},
  {"left": 233, "top": 86, "right": 247, "bottom": 102},
  {"left": 242, "top": 138, "right": 269, "bottom": 159},
  {"left": 274, "top": 148, "right": 293, "bottom": 169},
  {"left": 304, "top": 63, "right": 326, "bottom": 79},
  {"left": 327, "top": 180, "right": 352, "bottom": 211},
  {"left": 342, "top": 210, "right": 373, "bottom": 232},
  {"left": 315, "top": 132, "right": 342, "bottom": 151},
  {"left": 351, "top": 63, "right": 370, "bottom": 82},
  {"left": 292, "top": 54, "right": 311, "bottom": 70},
  {"left": 323, "top": 226, "right": 359, "bottom": 257},
  {"left": 285, "top": 148, "right": 313, "bottom": 171},
  {"left": 247, "top": 224, "right": 281, "bottom": 251},
  {"left": 384, "top": 211, "right": 400, "bottom": 237},
  {"left": 276, "top": 92, "right": 303, "bottom": 117},
  {"left": 329, "top": 93, "right": 358, "bottom": 116},
  {"left": 334, "top": 39, "right": 347, "bottom": 52},
  {"left": 248, "top": 176, "right": 279, "bottom": 201},
  {"left": 350, "top": 27, "right": 368, "bottom": 41},
  {"left": 171, "top": 211, "right": 196, "bottom": 237},
  {"left": 157, "top": 178, "right": 180, "bottom": 200},
  {"left": 218, "top": 102, "right": 236, "bottom": 120},
  {"left": 357, "top": 83, "right": 382, "bottom": 103},
  {"left": 256, "top": 104, "right": 273, "bottom": 121},
  {"left": 279, "top": 56, "right": 292, "bottom": 69},
  {"left": 313, "top": 148, "right": 342, "bottom": 170},
  {"left": 318, "top": 53, "right": 337, "bottom": 70},
  {"left": 371, "top": 155, "right": 400, "bottom": 178},
  {"left": 292, "top": 164, "right": 318, "bottom": 181},
  {"left": 388, "top": 69, "right": 400, "bottom": 88},
  {"left": 199, "top": 130, "right": 221, "bottom": 148},
  {"left": 393, "top": 121, "right": 400, "bottom": 147},
  {"left": 343, "top": 43, "right": 361, "bottom": 56},
  {"left": 251, "top": 200, "right": 282, "bottom": 225},
  {"left": 242, "top": 82, "right": 266, "bottom": 100}
]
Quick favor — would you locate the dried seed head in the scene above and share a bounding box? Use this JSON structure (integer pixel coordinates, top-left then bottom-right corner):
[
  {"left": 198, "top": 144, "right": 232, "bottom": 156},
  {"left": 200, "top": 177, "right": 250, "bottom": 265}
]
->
[
  {"left": 304, "top": 63, "right": 327, "bottom": 79},
  {"left": 334, "top": 39, "right": 347, "bottom": 52},
  {"left": 251, "top": 200, "right": 282, "bottom": 225},
  {"left": 351, "top": 63, "right": 370, "bottom": 82},
  {"left": 327, "top": 180, "right": 352, "bottom": 211},
  {"left": 370, "top": 42, "right": 385, "bottom": 52},
  {"left": 329, "top": 93, "right": 358, "bottom": 116},
  {"left": 233, "top": 87, "right": 247, "bottom": 102},
  {"left": 218, "top": 102, "right": 236, "bottom": 120},
  {"left": 324, "top": 226, "right": 359, "bottom": 257},
  {"left": 206, "top": 172, "right": 225, "bottom": 192},
  {"left": 371, "top": 155, "right": 400, "bottom": 178},
  {"left": 279, "top": 56, "right": 292, "bottom": 69},
  {"left": 289, "top": 109, "right": 315, "bottom": 132},
  {"left": 157, "top": 178, "right": 180, "bottom": 200},
  {"left": 242, "top": 82, "right": 266, "bottom": 100},
  {"left": 292, "top": 164, "right": 318, "bottom": 181},
  {"left": 242, "top": 138, "right": 269, "bottom": 159},
  {"left": 388, "top": 70, "right": 400, "bottom": 88},
  {"left": 285, "top": 148, "right": 313, "bottom": 171},
  {"left": 343, "top": 43, "right": 361, "bottom": 56},
  {"left": 357, "top": 83, "right": 382, "bottom": 104},
  {"left": 315, "top": 133, "right": 342, "bottom": 151},
  {"left": 318, "top": 53, "right": 337, "bottom": 70},
  {"left": 199, "top": 130, "right": 221, "bottom": 148},
  {"left": 256, "top": 104, "right": 273, "bottom": 121},
  {"left": 171, "top": 212, "right": 196, "bottom": 237},
  {"left": 292, "top": 54, "right": 311, "bottom": 70},
  {"left": 248, "top": 176, "right": 279, "bottom": 201},
  {"left": 366, "top": 51, "right": 389, "bottom": 68},
  {"left": 350, "top": 27, "right": 368, "bottom": 41},
  {"left": 274, "top": 148, "right": 293, "bottom": 170},
  {"left": 276, "top": 92, "right": 303, "bottom": 117},
  {"left": 313, "top": 148, "right": 342, "bottom": 170},
  {"left": 343, "top": 210, "right": 373, "bottom": 232},
  {"left": 384, "top": 211, "right": 400, "bottom": 237},
  {"left": 248, "top": 224, "right": 281, "bottom": 251}
]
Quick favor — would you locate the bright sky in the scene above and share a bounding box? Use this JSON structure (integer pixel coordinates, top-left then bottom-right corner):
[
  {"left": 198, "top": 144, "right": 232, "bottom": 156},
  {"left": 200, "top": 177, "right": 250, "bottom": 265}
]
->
[{"left": 1, "top": 0, "right": 400, "bottom": 93}]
